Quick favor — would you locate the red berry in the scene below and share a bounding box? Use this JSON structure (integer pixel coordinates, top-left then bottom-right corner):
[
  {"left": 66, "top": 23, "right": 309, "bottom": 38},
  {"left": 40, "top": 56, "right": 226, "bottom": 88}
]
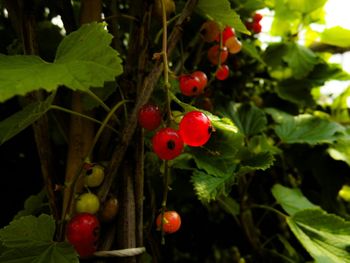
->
[
  {"left": 245, "top": 21, "right": 253, "bottom": 31},
  {"left": 200, "top": 20, "right": 220, "bottom": 42},
  {"left": 66, "top": 213, "right": 100, "bottom": 258},
  {"left": 253, "top": 13, "right": 263, "bottom": 22},
  {"left": 191, "top": 71, "right": 208, "bottom": 90},
  {"left": 179, "top": 111, "right": 212, "bottom": 147},
  {"left": 138, "top": 104, "right": 162, "bottom": 131},
  {"left": 179, "top": 74, "right": 202, "bottom": 96},
  {"left": 156, "top": 211, "right": 181, "bottom": 234},
  {"left": 225, "top": 37, "right": 242, "bottom": 54},
  {"left": 152, "top": 128, "right": 184, "bottom": 160},
  {"left": 215, "top": 26, "right": 236, "bottom": 44},
  {"left": 207, "top": 45, "right": 229, "bottom": 65},
  {"left": 252, "top": 22, "right": 262, "bottom": 33},
  {"left": 215, "top": 65, "right": 230, "bottom": 80}
]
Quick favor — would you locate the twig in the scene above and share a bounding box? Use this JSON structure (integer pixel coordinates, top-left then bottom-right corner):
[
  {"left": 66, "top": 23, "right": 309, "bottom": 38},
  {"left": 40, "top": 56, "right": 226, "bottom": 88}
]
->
[{"left": 97, "top": 0, "right": 199, "bottom": 202}]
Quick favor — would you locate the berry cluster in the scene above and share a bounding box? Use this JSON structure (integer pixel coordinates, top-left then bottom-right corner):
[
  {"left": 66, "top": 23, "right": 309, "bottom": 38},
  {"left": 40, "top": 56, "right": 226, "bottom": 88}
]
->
[
  {"left": 245, "top": 13, "right": 263, "bottom": 34},
  {"left": 66, "top": 163, "right": 119, "bottom": 258},
  {"left": 200, "top": 21, "right": 243, "bottom": 81},
  {"left": 138, "top": 104, "right": 213, "bottom": 161}
]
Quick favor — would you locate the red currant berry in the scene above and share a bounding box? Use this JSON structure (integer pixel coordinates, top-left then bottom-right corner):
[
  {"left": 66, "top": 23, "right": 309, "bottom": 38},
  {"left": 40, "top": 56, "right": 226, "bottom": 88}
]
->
[
  {"left": 225, "top": 37, "right": 242, "bottom": 54},
  {"left": 179, "top": 74, "right": 202, "bottom": 96},
  {"left": 152, "top": 128, "right": 184, "bottom": 160},
  {"left": 252, "top": 22, "right": 262, "bottom": 33},
  {"left": 200, "top": 20, "right": 220, "bottom": 42},
  {"left": 215, "top": 65, "right": 230, "bottom": 80},
  {"left": 245, "top": 21, "right": 253, "bottom": 31},
  {"left": 215, "top": 26, "right": 236, "bottom": 44},
  {"left": 156, "top": 211, "right": 181, "bottom": 234},
  {"left": 207, "top": 45, "right": 229, "bottom": 65},
  {"left": 253, "top": 13, "right": 263, "bottom": 22},
  {"left": 66, "top": 213, "right": 100, "bottom": 258},
  {"left": 138, "top": 104, "right": 162, "bottom": 131},
  {"left": 179, "top": 111, "right": 212, "bottom": 147},
  {"left": 191, "top": 71, "right": 208, "bottom": 90}
]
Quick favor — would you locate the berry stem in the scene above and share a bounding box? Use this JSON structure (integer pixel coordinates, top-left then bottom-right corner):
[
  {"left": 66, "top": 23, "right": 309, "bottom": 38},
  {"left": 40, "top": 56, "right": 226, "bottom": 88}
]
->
[
  {"left": 159, "top": 0, "right": 172, "bottom": 244},
  {"left": 49, "top": 105, "right": 119, "bottom": 134},
  {"left": 86, "top": 99, "right": 130, "bottom": 160},
  {"left": 85, "top": 89, "right": 120, "bottom": 123},
  {"left": 160, "top": 160, "right": 171, "bottom": 244},
  {"left": 160, "top": 0, "right": 172, "bottom": 125}
]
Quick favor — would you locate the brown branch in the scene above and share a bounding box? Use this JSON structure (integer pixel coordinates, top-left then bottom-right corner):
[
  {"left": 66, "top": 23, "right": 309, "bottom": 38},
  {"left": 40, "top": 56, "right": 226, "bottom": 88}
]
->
[
  {"left": 60, "top": 0, "right": 102, "bottom": 236},
  {"left": 98, "top": 0, "right": 199, "bottom": 203},
  {"left": 11, "top": 0, "right": 60, "bottom": 221},
  {"left": 116, "top": 160, "right": 137, "bottom": 263}
]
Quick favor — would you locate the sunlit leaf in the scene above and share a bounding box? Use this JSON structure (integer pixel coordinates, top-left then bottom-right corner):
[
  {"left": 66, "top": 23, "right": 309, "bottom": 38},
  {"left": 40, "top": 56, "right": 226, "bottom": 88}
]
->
[
  {"left": 283, "top": 43, "right": 319, "bottom": 79},
  {"left": 227, "top": 103, "right": 267, "bottom": 136},
  {"left": 0, "top": 22, "right": 123, "bottom": 102},
  {"left": 287, "top": 209, "right": 350, "bottom": 263},
  {"left": 267, "top": 110, "right": 345, "bottom": 145},
  {"left": 286, "top": 0, "right": 327, "bottom": 14},
  {"left": 321, "top": 26, "right": 350, "bottom": 48},
  {"left": 196, "top": 0, "right": 249, "bottom": 34},
  {"left": 271, "top": 184, "right": 318, "bottom": 215}
]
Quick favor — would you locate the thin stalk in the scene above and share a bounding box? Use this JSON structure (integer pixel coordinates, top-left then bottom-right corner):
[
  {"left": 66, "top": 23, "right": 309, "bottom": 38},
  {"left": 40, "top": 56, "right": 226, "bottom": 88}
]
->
[
  {"left": 85, "top": 100, "right": 130, "bottom": 160},
  {"left": 49, "top": 105, "right": 119, "bottom": 134},
  {"left": 251, "top": 204, "right": 287, "bottom": 219},
  {"left": 85, "top": 89, "right": 120, "bottom": 123},
  {"left": 160, "top": 160, "right": 170, "bottom": 245},
  {"left": 158, "top": 0, "right": 173, "bottom": 245}
]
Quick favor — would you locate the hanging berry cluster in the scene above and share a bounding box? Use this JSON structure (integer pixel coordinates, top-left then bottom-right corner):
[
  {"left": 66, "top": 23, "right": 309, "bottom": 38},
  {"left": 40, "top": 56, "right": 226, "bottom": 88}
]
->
[
  {"left": 200, "top": 21, "right": 243, "bottom": 81},
  {"left": 245, "top": 13, "right": 263, "bottom": 34},
  {"left": 138, "top": 104, "right": 213, "bottom": 161}
]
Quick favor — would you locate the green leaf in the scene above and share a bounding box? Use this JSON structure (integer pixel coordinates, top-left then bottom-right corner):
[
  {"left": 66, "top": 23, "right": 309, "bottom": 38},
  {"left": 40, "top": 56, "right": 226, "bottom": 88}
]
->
[
  {"left": 277, "top": 79, "right": 315, "bottom": 106},
  {"left": 328, "top": 138, "right": 350, "bottom": 166},
  {"left": 227, "top": 103, "right": 267, "bottom": 136},
  {"left": 0, "top": 22, "right": 123, "bottom": 102},
  {"left": 287, "top": 209, "right": 350, "bottom": 263},
  {"left": 239, "top": 151, "right": 275, "bottom": 171},
  {"left": 170, "top": 92, "right": 239, "bottom": 134},
  {"left": 269, "top": 111, "right": 345, "bottom": 145},
  {"left": 189, "top": 130, "right": 243, "bottom": 178},
  {"left": 196, "top": 0, "right": 250, "bottom": 34},
  {"left": 0, "top": 215, "right": 78, "bottom": 263},
  {"left": 271, "top": 184, "right": 318, "bottom": 215},
  {"left": 308, "top": 63, "right": 350, "bottom": 85},
  {"left": 242, "top": 40, "right": 265, "bottom": 64},
  {"left": 217, "top": 196, "right": 240, "bottom": 217},
  {"left": 191, "top": 170, "right": 234, "bottom": 202},
  {"left": 321, "top": 26, "right": 350, "bottom": 48},
  {"left": 0, "top": 243, "right": 78, "bottom": 263},
  {"left": 286, "top": 0, "right": 327, "bottom": 13},
  {"left": 282, "top": 43, "right": 318, "bottom": 79},
  {"left": 264, "top": 43, "right": 288, "bottom": 68},
  {"left": 236, "top": 135, "right": 277, "bottom": 173},
  {"left": 14, "top": 190, "right": 48, "bottom": 220},
  {"left": 0, "top": 93, "right": 54, "bottom": 145},
  {"left": 0, "top": 215, "right": 55, "bottom": 248}
]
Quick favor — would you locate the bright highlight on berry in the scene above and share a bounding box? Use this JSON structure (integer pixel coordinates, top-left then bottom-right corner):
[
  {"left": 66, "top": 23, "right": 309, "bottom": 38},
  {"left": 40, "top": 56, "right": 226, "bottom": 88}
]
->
[
  {"left": 179, "top": 111, "right": 212, "bottom": 147},
  {"left": 152, "top": 127, "right": 184, "bottom": 160}
]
